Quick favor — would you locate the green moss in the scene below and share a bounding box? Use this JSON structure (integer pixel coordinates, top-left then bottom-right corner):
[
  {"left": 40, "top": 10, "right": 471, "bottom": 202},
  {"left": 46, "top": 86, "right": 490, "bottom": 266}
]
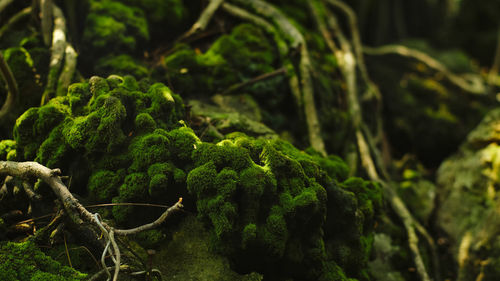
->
[
  {"left": 128, "top": 131, "right": 170, "bottom": 172},
  {"left": 134, "top": 113, "right": 156, "bottom": 133},
  {"left": 134, "top": 229, "right": 165, "bottom": 249},
  {"left": 0, "top": 140, "right": 16, "bottom": 160},
  {"left": 88, "top": 169, "right": 124, "bottom": 202},
  {"left": 186, "top": 134, "right": 374, "bottom": 280},
  {"left": 166, "top": 126, "right": 201, "bottom": 165},
  {"left": 0, "top": 241, "right": 86, "bottom": 281},
  {"left": 82, "top": 0, "right": 148, "bottom": 57},
  {"left": 95, "top": 54, "right": 149, "bottom": 79},
  {"left": 162, "top": 24, "right": 277, "bottom": 97}
]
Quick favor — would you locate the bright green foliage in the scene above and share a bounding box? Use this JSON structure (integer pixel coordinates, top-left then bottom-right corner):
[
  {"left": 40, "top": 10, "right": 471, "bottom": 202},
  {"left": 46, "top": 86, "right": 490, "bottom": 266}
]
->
[
  {"left": 0, "top": 140, "right": 16, "bottom": 160},
  {"left": 0, "top": 241, "right": 86, "bottom": 281},
  {"left": 13, "top": 75, "right": 191, "bottom": 226},
  {"left": 82, "top": 0, "right": 149, "bottom": 57},
  {"left": 162, "top": 24, "right": 278, "bottom": 97},
  {"left": 88, "top": 169, "right": 125, "bottom": 202},
  {"left": 187, "top": 133, "right": 381, "bottom": 280}
]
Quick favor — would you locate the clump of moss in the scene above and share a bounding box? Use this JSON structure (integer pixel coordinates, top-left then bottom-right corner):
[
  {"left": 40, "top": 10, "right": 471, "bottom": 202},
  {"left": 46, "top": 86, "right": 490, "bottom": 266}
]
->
[
  {"left": 0, "top": 241, "right": 86, "bottom": 281},
  {"left": 13, "top": 75, "right": 193, "bottom": 226},
  {"left": 187, "top": 133, "right": 381, "bottom": 280},
  {"left": 81, "top": 0, "right": 149, "bottom": 74},
  {"left": 160, "top": 24, "right": 278, "bottom": 97},
  {"left": 0, "top": 140, "right": 16, "bottom": 160}
]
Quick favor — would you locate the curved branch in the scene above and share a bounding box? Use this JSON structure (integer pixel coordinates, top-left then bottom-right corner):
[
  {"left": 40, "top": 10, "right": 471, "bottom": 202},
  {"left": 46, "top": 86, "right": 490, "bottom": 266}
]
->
[
  {"left": 0, "top": 160, "right": 184, "bottom": 279},
  {"left": 363, "top": 44, "right": 486, "bottom": 94},
  {"left": 0, "top": 50, "right": 18, "bottom": 122},
  {"left": 180, "top": 0, "right": 225, "bottom": 40}
]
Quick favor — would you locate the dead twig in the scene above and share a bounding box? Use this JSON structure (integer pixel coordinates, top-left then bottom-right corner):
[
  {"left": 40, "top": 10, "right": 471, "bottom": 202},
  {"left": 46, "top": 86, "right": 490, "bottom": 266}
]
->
[
  {"left": 220, "top": 67, "right": 287, "bottom": 96},
  {"left": 0, "top": 160, "right": 183, "bottom": 281}
]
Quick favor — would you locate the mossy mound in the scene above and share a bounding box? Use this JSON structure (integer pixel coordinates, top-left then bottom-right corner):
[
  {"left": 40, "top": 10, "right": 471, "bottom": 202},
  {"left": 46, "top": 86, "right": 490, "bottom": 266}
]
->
[
  {"left": 13, "top": 75, "right": 191, "bottom": 226},
  {"left": 0, "top": 241, "right": 86, "bottom": 281},
  {"left": 436, "top": 108, "right": 500, "bottom": 280},
  {"left": 81, "top": 0, "right": 149, "bottom": 75},
  {"left": 187, "top": 133, "right": 381, "bottom": 280},
  {"left": 10, "top": 75, "right": 381, "bottom": 280}
]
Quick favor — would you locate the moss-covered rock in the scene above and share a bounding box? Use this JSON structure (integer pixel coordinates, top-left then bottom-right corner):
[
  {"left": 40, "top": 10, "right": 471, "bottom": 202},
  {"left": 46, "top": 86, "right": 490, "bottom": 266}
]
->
[
  {"left": 436, "top": 108, "right": 500, "bottom": 280},
  {"left": 187, "top": 133, "right": 381, "bottom": 280},
  {"left": 0, "top": 241, "right": 86, "bottom": 281},
  {"left": 13, "top": 75, "right": 190, "bottom": 226}
]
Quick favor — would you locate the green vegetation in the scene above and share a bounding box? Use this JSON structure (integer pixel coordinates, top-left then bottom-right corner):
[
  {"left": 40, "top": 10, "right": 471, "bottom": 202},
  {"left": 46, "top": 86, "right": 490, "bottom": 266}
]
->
[{"left": 0, "top": 241, "right": 86, "bottom": 281}]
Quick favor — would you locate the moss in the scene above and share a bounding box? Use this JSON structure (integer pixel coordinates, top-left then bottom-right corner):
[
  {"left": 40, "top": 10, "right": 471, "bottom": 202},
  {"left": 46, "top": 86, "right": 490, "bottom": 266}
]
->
[
  {"left": 161, "top": 24, "right": 277, "bottom": 97},
  {"left": 88, "top": 169, "right": 124, "bottom": 202},
  {"left": 95, "top": 54, "right": 149, "bottom": 79},
  {"left": 82, "top": 0, "right": 149, "bottom": 58},
  {"left": 128, "top": 130, "right": 170, "bottom": 172},
  {"left": 186, "top": 134, "right": 375, "bottom": 280},
  {"left": 134, "top": 229, "right": 165, "bottom": 249},
  {"left": 134, "top": 112, "right": 156, "bottom": 133},
  {"left": 0, "top": 140, "right": 16, "bottom": 160},
  {"left": 0, "top": 241, "right": 86, "bottom": 281},
  {"left": 166, "top": 126, "right": 201, "bottom": 165}
]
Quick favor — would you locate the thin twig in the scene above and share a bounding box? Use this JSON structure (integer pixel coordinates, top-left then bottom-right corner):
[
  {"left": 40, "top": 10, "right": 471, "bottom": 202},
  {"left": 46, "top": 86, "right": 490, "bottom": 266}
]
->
[
  {"left": 0, "top": 50, "right": 19, "bottom": 122},
  {"left": 0, "top": 160, "right": 183, "bottom": 280},
  {"left": 220, "top": 67, "right": 287, "bottom": 96}
]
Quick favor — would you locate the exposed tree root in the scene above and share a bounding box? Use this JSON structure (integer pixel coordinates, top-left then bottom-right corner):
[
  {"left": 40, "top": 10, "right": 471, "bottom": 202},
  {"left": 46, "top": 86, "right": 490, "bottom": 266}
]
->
[
  {"left": 0, "top": 50, "right": 18, "bottom": 122},
  {"left": 0, "top": 6, "right": 31, "bottom": 40},
  {"left": 0, "top": 160, "right": 184, "bottom": 281},
  {"left": 310, "top": 1, "right": 440, "bottom": 280},
  {"left": 180, "top": 0, "right": 225, "bottom": 40},
  {"left": 231, "top": 0, "right": 327, "bottom": 156},
  {"left": 363, "top": 44, "right": 486, "bottom": 95},
  {"left": 39, "top": 2, "right": 77, "bottom": 105}
]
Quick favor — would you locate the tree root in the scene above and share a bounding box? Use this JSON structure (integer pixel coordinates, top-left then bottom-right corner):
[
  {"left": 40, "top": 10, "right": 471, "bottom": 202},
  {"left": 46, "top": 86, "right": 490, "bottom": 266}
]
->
[
  {"left": 0, "top": 50, "right": 18, "bottom": 122},
  {"left": 363, "top": 44, "right": 486, "bottom": 95},
  {"left": 230, "top": 0, "right": 327, "bottom": 156},
  {"left": 41, "top": 2, "right": 77, "bottom": 105},
  {"left": 180, "top": 0, "right": 225, "bottom": 41},
  {"left": 310, "top": 1, "right": 439, "bottom": 280},
  {"left": 0, "top": 6, "right": 31, "bottom": 39},
  {"left": 0, "top": 160, "right": 184, "bottom": 281}
]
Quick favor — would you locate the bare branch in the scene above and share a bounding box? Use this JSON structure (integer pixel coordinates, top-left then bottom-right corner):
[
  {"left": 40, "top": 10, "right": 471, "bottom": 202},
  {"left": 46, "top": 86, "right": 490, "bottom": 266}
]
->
[{"left": 0, "top": 160, "right": 183, "bottom": 279}]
